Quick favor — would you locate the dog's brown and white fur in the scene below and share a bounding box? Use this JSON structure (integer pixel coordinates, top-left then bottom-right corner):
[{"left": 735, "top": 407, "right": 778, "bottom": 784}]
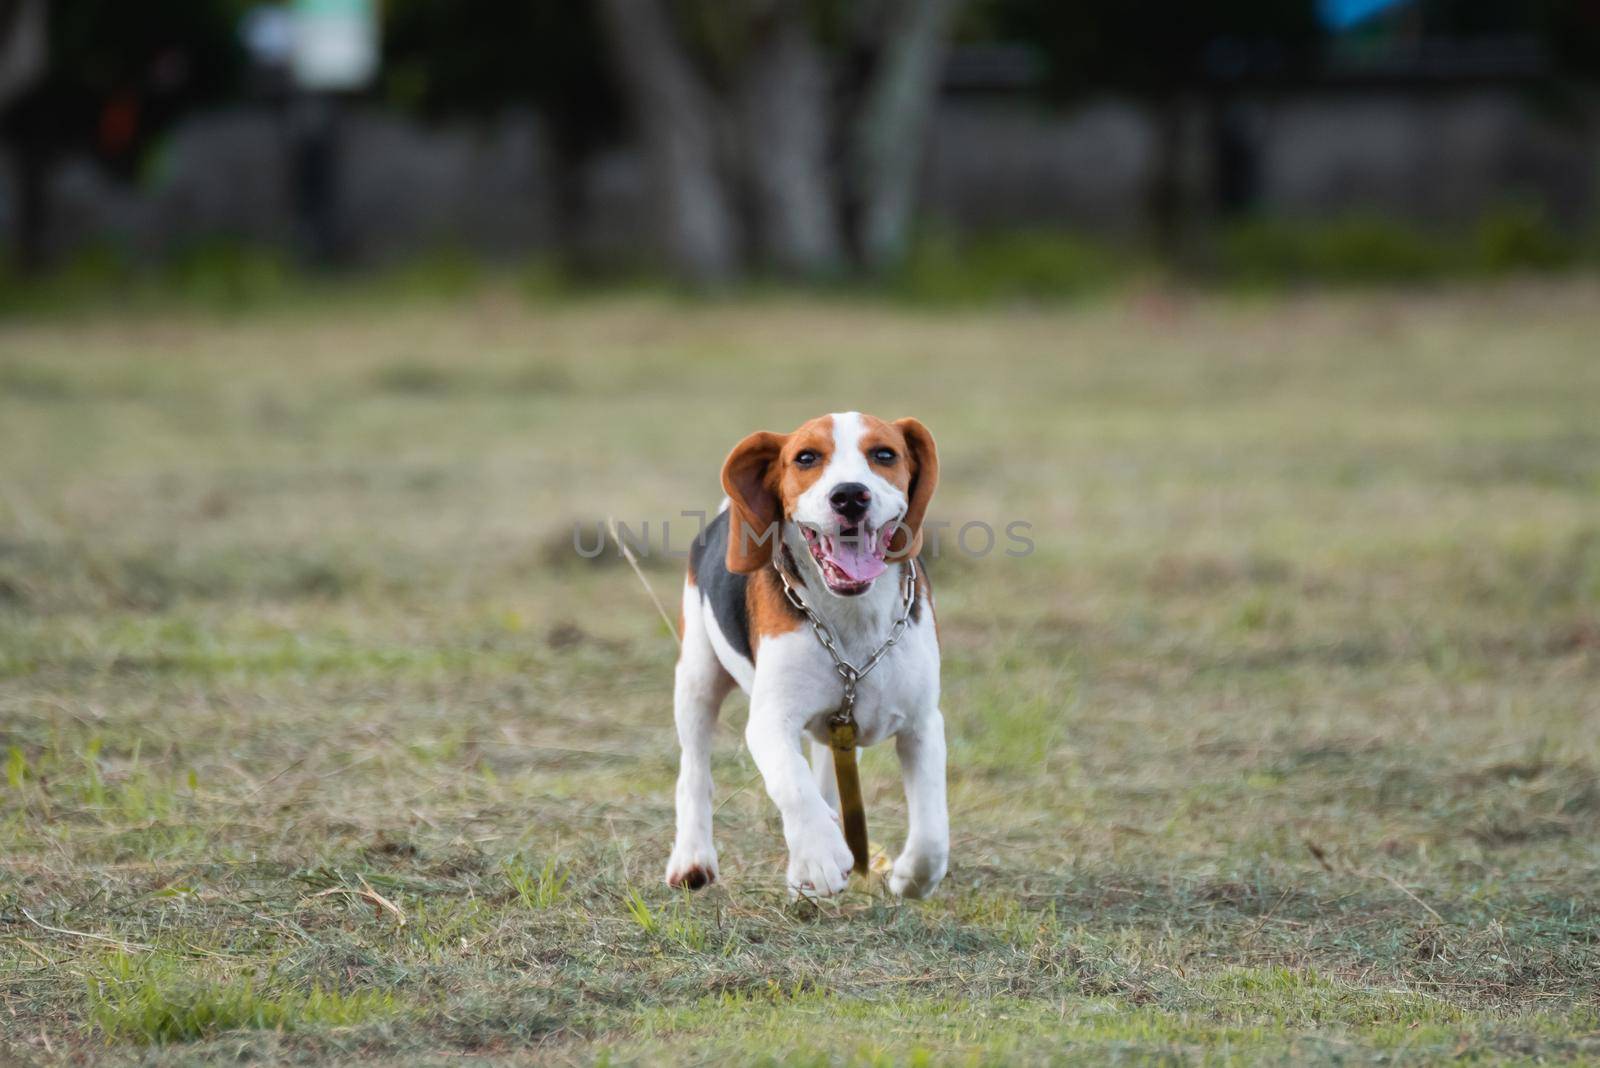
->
[{"left": 667, "top": 412, "right": 947, "bottom": 898}]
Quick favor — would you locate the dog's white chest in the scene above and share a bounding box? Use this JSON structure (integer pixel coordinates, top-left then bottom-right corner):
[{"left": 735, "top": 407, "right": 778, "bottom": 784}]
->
[{"left": 750, "top": 609, "right": 940, "bottom": 748}]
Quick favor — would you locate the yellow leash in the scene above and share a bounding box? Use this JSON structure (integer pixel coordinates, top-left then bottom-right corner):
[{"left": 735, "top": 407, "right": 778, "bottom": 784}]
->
[{"left": 829, "top": 719, "right": 870, "bottom": 874}]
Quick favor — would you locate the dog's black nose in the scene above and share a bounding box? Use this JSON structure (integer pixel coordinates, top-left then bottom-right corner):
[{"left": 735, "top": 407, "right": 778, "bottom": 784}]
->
[{"left": 829, "top": 482, "right": 871, "bottom": 520}]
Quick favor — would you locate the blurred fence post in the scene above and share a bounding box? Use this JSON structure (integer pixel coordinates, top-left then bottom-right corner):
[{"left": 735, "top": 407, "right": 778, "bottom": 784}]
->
[
  {"left": 289, "top": 94, "right": 342, "bottom": 265},
  {"left": 287, "top": 0, "right": 377, "bottom": 266}
]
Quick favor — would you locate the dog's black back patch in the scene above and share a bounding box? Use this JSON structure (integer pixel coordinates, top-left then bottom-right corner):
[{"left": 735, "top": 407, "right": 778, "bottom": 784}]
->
[{"left": 691, "top": 510, "right": 751, "bottom": 661}]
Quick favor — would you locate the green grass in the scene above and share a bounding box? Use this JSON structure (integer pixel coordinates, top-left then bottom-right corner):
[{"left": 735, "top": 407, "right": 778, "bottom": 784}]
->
[
  {"left": 87, "top": 949, "right": 400, "bottom": 1045},
  {"left": 5, "top": 205, "right": 1595, "bottom": 323},
  {"left": 504, "top": 855, "right": 571, "bottom": 910},
  {"left": 2, "top": 279, "right": 1599, "bottom": 1064}
]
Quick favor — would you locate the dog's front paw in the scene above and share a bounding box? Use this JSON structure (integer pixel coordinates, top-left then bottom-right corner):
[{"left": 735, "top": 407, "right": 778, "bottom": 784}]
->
[
  {"left": 889, "top": 847, "right": 947, "bottom": 899},
  {"left": 786, "top": 822, "right": 854, "bottom": 899},
  {"left": 665, "top": 842, "right": 719, "bottom": 890}
]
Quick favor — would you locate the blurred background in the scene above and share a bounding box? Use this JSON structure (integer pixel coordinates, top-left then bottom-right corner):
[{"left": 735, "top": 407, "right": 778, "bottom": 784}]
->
[
  {"left": 2, "top": 0, "right": 1599, "bottom": 300},
  {"left": 4, "top": 6, "right": 1600, "bottom": 1061}
]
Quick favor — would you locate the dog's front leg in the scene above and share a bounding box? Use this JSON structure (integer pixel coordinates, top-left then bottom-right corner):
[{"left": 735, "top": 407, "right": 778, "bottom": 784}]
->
[
  {"left": 746, "top": 700, "right": 854, "bottom": 898},
  {"left": 890, "top": 708, "right": 949, "bottom": 898},
  {"left": 809, "top": 738, "right": 840, "bottom": 818}
]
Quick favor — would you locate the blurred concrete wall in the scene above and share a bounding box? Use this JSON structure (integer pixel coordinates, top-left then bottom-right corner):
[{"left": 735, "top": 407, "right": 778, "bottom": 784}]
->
[
  {"left": 3, "top": 88, "right": 1595, "bottom": 266},
  {"left": 1249, "top": 92, "right": 1595, "bottom": 224},
  {"left": 923, "top": 91, "right": 1597, "bottom": 234},
  {"left": 15, "top": 105, "right": 561, "bottom": 264},
  {"left": 924, "top": 99, "right": 1157, "bottom": 234}
]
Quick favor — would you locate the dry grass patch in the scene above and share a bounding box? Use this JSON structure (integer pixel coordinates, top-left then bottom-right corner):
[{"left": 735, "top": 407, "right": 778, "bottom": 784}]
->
[{"left": 2, "top": 280, "right": 1599, "bottom": 1064}]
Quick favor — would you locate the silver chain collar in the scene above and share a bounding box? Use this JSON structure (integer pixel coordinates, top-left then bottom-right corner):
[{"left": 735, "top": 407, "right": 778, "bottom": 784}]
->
[{"left": 774, "top": 549, "right": 918, "bottom": 727}]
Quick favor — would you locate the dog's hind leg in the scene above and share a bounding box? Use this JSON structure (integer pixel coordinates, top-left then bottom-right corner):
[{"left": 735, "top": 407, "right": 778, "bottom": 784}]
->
[{"left": 666, "top": 582, "right": 735, "bottom": 889}]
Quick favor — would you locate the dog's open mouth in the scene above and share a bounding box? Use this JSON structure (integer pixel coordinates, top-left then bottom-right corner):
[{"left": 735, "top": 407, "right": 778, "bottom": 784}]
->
[{"left": 801, "top": 522, "right": 889, "bottom": 596}]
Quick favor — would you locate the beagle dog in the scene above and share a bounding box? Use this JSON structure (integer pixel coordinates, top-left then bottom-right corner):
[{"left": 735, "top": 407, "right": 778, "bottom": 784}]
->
[{"left": 666, "top": 411, "right": 947, "bottom": 898}]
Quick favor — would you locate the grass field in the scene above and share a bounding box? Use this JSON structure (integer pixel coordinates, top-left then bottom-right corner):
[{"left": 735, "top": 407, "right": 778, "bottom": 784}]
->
[{"left": 2, "top": 280, "right": 1598, "bottom": 1064}]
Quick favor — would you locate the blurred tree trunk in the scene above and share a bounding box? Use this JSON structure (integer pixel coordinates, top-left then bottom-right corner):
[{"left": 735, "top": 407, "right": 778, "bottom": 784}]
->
[
  {"left": 737, "top": 0, "right": 842, "bottom": 276},
  {"left": 847, "top": 0, "right": 962, "bottom": 272},
  {"left": 0, "top": 0, "right": 48, "bottom": 273},
  {"left": 597, "top": 0, "right": 960, "bottom": 285},
  {"left": 0, "top": 0, "right": 44, "bottom": 106},
  {"left": 596, "top": 0, "right": 739, "bottom": 286}
]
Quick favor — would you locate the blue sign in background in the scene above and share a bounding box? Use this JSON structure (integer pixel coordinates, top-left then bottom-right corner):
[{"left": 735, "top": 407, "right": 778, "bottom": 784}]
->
[{"left": 1317, "top": 0, "right": 1412, "bottom": 31}]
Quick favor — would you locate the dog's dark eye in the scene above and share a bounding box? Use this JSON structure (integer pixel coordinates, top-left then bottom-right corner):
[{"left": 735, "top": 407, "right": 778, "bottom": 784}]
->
[
  {"left": 870, "top": 447, "right": 897, "bottom": 465},
  {"left": 794, "top": 450, "right": 821, "bottom": 467}
]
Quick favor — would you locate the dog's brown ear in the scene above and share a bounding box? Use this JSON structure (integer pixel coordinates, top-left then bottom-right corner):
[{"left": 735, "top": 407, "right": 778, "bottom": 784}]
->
[
  {"left": 889, "top": 418, "right": 939, "bottom": 559},
  {"left": 721, "top": 430, "right": 787, "bottom": 573}
]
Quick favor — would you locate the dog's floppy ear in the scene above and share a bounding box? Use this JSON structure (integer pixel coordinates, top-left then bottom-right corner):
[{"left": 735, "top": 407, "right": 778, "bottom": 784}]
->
[
  {"left": 889, "top": 418, "right": 939, "bottom": 559},
  {"left": 721, "top": 430, "right": 787, "bottom": 573}
]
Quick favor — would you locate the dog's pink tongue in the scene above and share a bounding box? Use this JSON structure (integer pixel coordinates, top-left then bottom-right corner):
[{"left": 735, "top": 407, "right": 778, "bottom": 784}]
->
[{"left": 827, "top": 536, "right": 887, "bottom": 583}]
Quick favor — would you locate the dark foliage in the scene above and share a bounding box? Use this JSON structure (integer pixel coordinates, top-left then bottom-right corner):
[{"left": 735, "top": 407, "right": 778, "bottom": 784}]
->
[
  {"left": 381, "top": 0, "right": 622, "bottom": 155},
  {"left": 1, "top": 0, "right": 245, "bottom": 176}
]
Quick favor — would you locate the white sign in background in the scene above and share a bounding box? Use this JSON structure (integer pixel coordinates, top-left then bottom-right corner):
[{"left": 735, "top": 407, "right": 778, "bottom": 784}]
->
[{"left": 291, "top": 0, "right": 379, "bottom": 91}]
